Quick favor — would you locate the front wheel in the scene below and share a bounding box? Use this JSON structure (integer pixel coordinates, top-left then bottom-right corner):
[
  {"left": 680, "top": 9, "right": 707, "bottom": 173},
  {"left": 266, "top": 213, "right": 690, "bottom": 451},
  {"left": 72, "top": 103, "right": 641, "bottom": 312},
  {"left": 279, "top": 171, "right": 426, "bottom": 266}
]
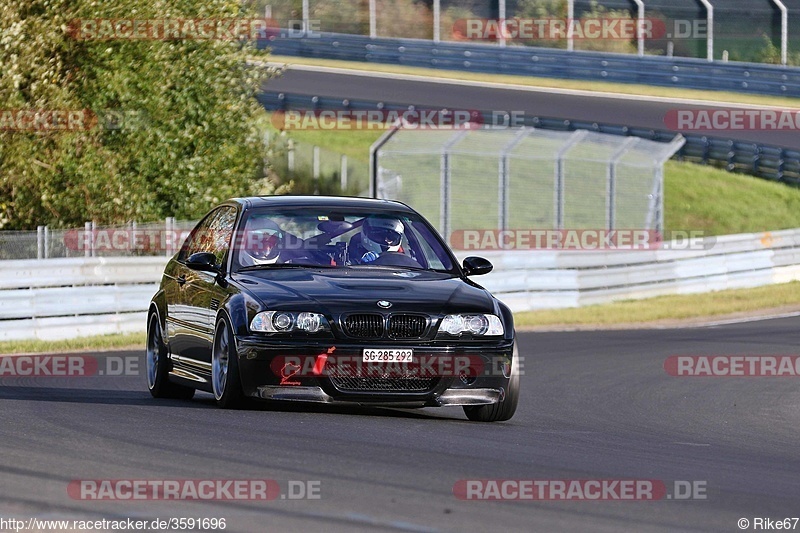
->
[
  {"left": 463, "top": 343, "right": 520, "bottom": 422},
  {"left": 212, "top": 316, "right": 248, "bottom": 409},
  {"left": 146, "top": 312, "right": 195, "bottom": 400}
]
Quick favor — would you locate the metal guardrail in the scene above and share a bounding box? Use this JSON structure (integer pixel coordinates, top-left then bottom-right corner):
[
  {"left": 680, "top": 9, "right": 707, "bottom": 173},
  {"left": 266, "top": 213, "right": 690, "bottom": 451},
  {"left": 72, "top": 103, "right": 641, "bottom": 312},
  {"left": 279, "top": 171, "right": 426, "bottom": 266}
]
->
[
  {"left": 258, "top": 92, "right": 800, "bottom": 185},
  {"left": 262, "top": 32, "right": 800, "bottom": 98},
  {"left": 455, "top": 228, "right": 800, "bottom": 312},
  {"left": 0, "top": 257, "right": 167, "bottom": 341},
  {"left": 3, "top": 230, "right": 800, "bottom": 339}
]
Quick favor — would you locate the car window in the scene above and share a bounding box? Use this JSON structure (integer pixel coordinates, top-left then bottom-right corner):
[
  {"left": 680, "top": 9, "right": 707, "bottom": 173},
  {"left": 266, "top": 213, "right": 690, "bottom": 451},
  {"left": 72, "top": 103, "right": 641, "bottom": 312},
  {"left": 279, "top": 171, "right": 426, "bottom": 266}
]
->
[
  {"left": 179, "top": 206, "right": 237, "bottom": 266},
  {"left": 232, "top": 208, "right": 455, "bottom": 272}
]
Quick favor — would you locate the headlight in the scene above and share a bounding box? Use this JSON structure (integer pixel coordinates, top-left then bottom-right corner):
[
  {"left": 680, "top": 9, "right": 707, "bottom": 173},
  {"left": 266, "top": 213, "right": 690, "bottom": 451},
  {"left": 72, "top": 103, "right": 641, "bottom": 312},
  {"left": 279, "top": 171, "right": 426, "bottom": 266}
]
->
[
  {"left": 438, "top": 314, "right": 504, "bottom": 336},
  {"left": 250, "top": 311, "right": 328, "bottom": 333}
]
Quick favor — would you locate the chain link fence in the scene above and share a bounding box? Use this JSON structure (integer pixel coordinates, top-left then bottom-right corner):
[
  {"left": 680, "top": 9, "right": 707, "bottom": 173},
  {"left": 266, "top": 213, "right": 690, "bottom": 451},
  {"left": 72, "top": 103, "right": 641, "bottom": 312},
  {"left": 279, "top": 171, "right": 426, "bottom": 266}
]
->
[
  {"left": 0, "top": 220, "right": 198, "bottom": 261},
  {"left": 372, "top": 126, "right": 685, "bottom": 246}
]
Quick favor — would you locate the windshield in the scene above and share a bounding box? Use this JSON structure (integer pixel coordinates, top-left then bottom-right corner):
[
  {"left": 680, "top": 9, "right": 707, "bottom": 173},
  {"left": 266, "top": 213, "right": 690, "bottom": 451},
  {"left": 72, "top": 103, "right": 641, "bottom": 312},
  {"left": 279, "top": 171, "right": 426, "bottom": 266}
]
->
[{"left": 232, "top": 207, "right": 455, "bottom": 272}]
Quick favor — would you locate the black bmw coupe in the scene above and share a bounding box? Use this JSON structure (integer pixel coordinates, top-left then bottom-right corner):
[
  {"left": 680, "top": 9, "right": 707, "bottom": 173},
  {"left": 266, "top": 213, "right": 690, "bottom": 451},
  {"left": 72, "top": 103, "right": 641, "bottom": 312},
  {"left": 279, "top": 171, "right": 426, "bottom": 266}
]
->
[{"left": 146, "top": 196, "right": 518, "bottom": 422}]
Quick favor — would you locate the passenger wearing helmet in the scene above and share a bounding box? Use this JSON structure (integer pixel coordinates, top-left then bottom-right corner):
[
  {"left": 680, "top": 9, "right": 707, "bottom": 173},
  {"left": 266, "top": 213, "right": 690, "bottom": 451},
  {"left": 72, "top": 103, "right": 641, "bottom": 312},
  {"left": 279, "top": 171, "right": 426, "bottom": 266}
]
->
[
  {"left": 349, "top": 216, "right": 405, "bottom": 264},
  {"left": 240, "top": 217, "right": 284, "bottom": 267}
]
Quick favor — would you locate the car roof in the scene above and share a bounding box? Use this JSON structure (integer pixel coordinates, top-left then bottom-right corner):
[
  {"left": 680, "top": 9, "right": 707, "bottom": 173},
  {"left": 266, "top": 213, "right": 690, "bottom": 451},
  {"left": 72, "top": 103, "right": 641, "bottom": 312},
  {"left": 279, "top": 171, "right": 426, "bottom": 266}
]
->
[{"left": 232, "top": 195, "right": 416, "bottom": 213}]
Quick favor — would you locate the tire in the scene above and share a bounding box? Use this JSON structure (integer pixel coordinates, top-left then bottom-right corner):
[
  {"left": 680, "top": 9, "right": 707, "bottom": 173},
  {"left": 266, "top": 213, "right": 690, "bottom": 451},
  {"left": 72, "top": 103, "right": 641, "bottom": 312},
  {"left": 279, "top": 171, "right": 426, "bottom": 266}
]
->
[
  {"left": 463, "top": 343, "right": 520, "bottom": 422},
  {"left": 146, "top": 312, "right": 195, "bottom": 400},
  {"left": 212, "top": 316, "right": 248, "bottom": 409}
]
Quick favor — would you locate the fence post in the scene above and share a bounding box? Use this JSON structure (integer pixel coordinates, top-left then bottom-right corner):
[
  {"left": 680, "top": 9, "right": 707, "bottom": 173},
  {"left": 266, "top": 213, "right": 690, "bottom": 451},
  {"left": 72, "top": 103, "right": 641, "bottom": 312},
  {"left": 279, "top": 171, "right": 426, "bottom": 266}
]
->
[
  {"left": 287, "top": 139, "right": 295, "bottom": 172},
  {"left": 698, "top": 0, "right": 714, "bottom": 61},
  {"left": 369, "top": 0, "right": 377, "bottom": 38},
  {"left": 440, "top": 130, "right": 469, "bottom": 243},
  {"left": 771, "top": 0, "right": 788, "bottom": 66},
  {"left": 84, "top": 221, "right": 92, "bottom": 258},
  {"left": 567, "top": 0, "right": 574, "bottom": 52},
  {"left": 499, "top": 128, "right": 531, "bottom": 231},
  {"left": 632, "top": 0, "right": 644, "bottom": 57},
  {"left": 37, "top": 226, "right": 44, "bottom": 260},
  {"left": 313, "top": 146, "right": 320, "bottom": 179},
  {"left": 43, "top": 226, "right": 49, "bottom": 259},
  {"left": 498, "top": 0, "right": 506, "bottom": 48},
  {"left": 554, "top": 130, "right": 587, "bottom": 230},
  {"left": 607, "top": 137, "right": 639, "bottom": 231},
  {"left": 340, "top": 155, "right": 348, "bottom": 190},
  {"left": 165, "top": 217, "right": 175, "bottom": 257},
  {"left": 433, "top": 0, "right": 441, "bottom": 43}
]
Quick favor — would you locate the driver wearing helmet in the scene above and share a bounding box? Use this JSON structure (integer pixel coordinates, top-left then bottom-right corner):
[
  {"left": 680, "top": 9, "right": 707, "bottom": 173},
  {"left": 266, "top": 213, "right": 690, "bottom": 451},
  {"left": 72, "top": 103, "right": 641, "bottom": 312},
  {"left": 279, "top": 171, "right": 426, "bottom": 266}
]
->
[
  {"left": 240, "top": 217, "right": 284, "bottom": 267},
  {"left": 349, "top": 216, "right": 405, "bottom": 264}
]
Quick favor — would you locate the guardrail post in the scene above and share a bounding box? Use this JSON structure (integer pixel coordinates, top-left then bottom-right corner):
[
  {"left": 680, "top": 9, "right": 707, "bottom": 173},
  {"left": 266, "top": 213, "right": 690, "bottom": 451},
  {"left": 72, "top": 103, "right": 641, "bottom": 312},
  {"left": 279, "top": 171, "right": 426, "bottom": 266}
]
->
[
  {"left": 287, "top": 139, "right": 295, "bottom": 172},
  {"left": 43, "top": 226, "right": 49, "bottom": 259},
  {"left": 301, "top": 0, "right": 309, "bottom": 35},
  {"left": 340, "top": 155, "right": 348, "bottom": 190}
]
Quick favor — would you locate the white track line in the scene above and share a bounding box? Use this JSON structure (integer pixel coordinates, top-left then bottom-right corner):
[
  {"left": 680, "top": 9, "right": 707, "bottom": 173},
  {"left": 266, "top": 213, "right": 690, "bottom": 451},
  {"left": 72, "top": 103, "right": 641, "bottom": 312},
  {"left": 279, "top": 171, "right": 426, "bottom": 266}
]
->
[{"left": 267, "top": 61, "right": 800, "bottom": 111}]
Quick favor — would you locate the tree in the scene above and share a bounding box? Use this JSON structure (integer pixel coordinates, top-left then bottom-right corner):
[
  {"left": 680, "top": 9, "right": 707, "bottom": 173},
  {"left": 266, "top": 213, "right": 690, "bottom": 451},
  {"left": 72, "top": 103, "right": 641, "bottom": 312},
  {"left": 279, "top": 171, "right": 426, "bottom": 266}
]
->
[{"left": 0, "top": 0, "right": 275, "bottom": 229}]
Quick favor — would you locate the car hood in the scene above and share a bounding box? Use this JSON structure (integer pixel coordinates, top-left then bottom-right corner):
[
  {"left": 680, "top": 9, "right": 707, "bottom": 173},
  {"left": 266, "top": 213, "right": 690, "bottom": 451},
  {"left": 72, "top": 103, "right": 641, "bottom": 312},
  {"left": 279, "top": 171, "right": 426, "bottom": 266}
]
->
[{"left": 233, "top": 268, "right": 495, "bottom": 316}]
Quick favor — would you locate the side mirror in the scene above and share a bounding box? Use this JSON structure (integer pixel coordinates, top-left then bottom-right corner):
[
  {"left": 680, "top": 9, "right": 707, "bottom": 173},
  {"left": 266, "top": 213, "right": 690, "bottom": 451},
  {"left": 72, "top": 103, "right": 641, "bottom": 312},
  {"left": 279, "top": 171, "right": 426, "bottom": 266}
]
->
[
  {"left": 186, "top": 252, "right": 220, "bottom": 273},
  {"left": 462, "top": 256, "right": 493, "bottom": 276}
]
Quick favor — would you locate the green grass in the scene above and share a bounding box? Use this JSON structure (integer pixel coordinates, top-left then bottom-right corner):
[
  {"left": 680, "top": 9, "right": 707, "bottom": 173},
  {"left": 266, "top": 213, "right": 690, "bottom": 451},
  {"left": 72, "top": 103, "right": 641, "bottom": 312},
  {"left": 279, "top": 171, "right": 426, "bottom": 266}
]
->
[
  {"left": 0, "top": 332, "right": 144, "bottom": 355},
  {"left": 664, "top": 161, "right": 800, "bottom": 235},
  {"left": 515, "top": 282, "right": 800, "bottom": 328},
  {"left": 269, "top": 55, "right": 800, "bottom": 108}
]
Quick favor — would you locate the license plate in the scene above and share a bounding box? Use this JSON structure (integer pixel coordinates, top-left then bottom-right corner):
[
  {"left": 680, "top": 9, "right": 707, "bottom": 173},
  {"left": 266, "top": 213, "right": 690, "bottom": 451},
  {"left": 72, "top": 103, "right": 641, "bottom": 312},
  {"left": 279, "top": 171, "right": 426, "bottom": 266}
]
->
[{"left": 362, "top": 349, "right": 413, "bottom": 363}]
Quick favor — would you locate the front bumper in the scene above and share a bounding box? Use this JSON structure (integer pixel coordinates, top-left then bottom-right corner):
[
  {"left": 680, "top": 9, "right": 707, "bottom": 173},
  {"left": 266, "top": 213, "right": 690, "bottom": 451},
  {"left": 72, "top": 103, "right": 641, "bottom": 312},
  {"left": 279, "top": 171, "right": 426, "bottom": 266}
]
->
[{"left": 236, "top": 335, "right": 514, "bottom": 407}]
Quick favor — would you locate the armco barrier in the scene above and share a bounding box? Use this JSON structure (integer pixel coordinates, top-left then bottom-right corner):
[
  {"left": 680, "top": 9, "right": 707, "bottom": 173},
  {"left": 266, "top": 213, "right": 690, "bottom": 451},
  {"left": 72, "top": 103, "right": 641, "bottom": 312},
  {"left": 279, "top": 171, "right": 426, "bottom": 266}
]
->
[
  {"left": 3, "top": 230, "right": 800, "bottom": 340},
  {"left": 262, "top": 32, "right": 800, "bottom": 98},
  {"left": 258, "top": 92, "right": 800, "bottom": 184},
  {"left": 0, "top": 257, "right": 167, "bottom": 341},
  {"left": 461, "top": 228, "right": 800, "bottom": 312}
]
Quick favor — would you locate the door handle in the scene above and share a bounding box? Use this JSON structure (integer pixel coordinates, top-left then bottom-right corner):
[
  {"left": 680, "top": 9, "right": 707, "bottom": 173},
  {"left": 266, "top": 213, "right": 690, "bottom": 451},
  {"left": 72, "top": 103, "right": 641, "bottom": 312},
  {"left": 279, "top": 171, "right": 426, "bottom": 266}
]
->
[{"left": 176, "top": 274, "right": 186, "bottom": 286}]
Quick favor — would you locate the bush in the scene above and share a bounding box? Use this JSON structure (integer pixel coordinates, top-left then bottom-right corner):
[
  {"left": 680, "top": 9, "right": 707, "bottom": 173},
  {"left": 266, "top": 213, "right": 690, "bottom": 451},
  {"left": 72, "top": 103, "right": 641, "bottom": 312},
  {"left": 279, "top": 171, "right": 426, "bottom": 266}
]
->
[{"left": 0, "top": 0, "right": 275, "bottom": 229}]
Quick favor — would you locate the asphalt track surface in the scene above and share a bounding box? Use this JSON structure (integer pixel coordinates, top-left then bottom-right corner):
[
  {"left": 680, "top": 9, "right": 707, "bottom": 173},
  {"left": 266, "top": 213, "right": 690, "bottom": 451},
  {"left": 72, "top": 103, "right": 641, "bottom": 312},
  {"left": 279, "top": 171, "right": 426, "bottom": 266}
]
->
[
  {"left": 2, "top": 317, "right": 800, "bottom": 532},
  {"left": 264, "top": 68, "right": 800, "bottom": 149}
]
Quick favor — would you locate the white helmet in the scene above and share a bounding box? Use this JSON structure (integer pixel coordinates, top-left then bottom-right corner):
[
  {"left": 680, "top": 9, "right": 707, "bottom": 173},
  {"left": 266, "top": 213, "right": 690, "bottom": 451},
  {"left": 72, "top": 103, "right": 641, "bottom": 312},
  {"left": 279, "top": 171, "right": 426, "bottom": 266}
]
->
[
  {"left": 362, "top": 217, "right": 404, "bottom": 255},
  {"left": 242, "top": 218, "right": 283, "bottom": 266}
]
